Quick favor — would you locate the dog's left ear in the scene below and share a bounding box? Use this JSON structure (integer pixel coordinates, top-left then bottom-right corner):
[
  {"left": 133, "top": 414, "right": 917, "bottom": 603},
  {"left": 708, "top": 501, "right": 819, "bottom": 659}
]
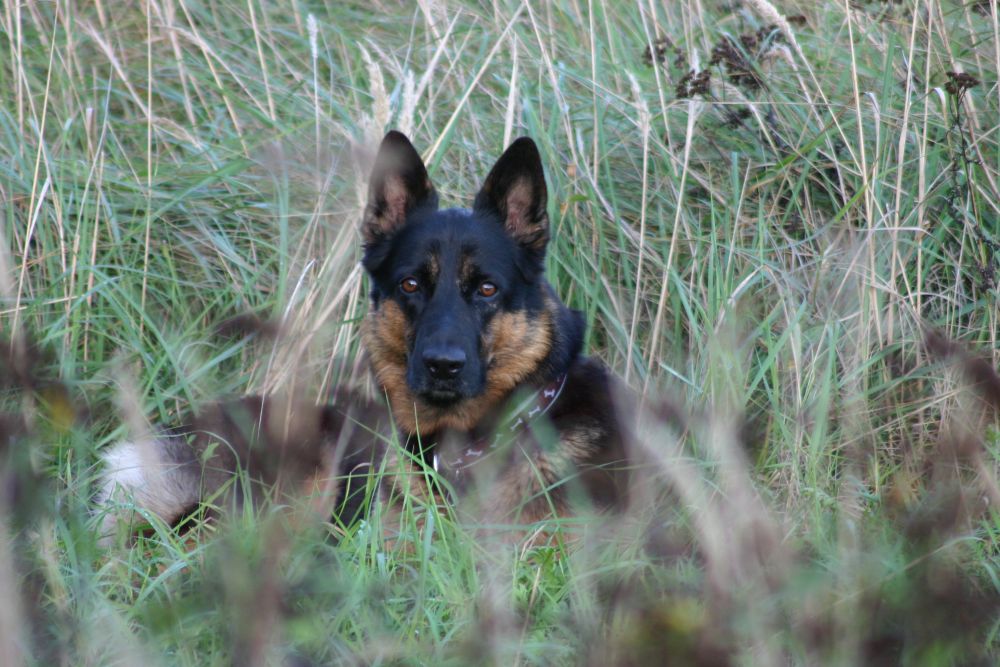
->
[{"left": 473, "top": 138, "right": 549, "bottom": 253}]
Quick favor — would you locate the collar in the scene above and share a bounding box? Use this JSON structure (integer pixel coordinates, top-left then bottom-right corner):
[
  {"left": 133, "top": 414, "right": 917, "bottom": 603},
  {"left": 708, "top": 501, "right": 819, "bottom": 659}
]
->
[{"left": 432, "top": 372, "right": 568, "bottom": 479}]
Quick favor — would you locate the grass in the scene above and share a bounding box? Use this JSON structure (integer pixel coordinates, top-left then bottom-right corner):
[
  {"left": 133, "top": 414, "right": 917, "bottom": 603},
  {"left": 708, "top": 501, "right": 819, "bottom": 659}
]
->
[{"left": 2, "top": 0, "right": 999, "bottom": 664}]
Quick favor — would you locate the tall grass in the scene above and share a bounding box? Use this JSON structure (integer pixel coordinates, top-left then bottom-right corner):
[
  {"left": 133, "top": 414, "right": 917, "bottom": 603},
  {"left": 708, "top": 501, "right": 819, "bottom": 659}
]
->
[{"left": 1, "top": 0, "right": 998, "bottom": 664}]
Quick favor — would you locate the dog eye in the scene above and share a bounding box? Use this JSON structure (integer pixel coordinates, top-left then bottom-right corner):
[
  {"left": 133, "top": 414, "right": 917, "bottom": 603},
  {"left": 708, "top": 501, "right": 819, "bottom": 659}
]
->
[
  {"left": 478, "top": 281, "right": 498, "bottom": 298},
  {"left": 399, "top": 277, "right": 420, "bottom": 294}
]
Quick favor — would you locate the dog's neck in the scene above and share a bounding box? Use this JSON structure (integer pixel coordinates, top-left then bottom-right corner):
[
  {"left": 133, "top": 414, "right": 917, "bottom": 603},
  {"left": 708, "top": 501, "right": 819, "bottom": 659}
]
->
[
  {"left": 428, "top": 371, "right": 569, "bottom": 479},
  {"left": 401, "top": 368, "right": 573, "bottom": 477}
]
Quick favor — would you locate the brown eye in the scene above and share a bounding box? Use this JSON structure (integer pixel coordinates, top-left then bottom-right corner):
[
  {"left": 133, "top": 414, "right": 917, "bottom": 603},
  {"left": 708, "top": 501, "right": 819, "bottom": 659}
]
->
[
  {"left": 399, "top": 277, "right": 420, "bottom": 294},
  {"left": 478, "top": 281, "right": 498, "bottom": 297}
]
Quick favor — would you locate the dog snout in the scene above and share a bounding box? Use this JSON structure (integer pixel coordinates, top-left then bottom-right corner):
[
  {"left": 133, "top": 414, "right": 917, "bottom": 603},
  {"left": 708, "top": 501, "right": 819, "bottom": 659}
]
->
[{"left": 422, "top": 345, "right": 467, "bottom": 379}]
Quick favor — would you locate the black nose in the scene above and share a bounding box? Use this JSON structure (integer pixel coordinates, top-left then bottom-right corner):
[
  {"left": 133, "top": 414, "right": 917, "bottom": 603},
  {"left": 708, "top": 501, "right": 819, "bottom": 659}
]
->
[{"left": 423, "top": 346, "right": 466, "bottom": 379}]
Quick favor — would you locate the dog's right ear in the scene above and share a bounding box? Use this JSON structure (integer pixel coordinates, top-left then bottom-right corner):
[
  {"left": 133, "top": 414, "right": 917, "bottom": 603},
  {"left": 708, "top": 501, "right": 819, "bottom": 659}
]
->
[{"left": 362, "top": 131, "right": 438, "bottom": 246}]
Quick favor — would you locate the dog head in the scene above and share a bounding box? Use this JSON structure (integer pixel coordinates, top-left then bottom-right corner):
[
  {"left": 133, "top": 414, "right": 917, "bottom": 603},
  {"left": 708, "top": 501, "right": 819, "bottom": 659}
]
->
[{"left": 360, "top": 132, "right": 568, "bottom": 433}]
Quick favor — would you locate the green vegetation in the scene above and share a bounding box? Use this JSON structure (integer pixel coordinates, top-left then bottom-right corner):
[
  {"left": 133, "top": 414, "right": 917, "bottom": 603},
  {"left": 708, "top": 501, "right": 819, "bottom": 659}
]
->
[{"left": 2, "top": 0, "right": 999, "bottom": 664}]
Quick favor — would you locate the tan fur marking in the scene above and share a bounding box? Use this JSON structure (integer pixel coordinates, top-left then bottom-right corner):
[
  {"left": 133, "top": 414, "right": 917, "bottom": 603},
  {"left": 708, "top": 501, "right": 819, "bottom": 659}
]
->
[
  {"left": 482, "top": 309, "right": 552, "bottom": 393},
  {"left": 555, "top": 423, "right": 604, "bottom": 463},
  {"left": 459, "top": 253, "right": 475, "bottom": 284},
  {"left": 361, "top": 300, "right": 412, "bottom": 424},
  {"left": 427, "top": 252, "right": 439, "bottom": 283}
]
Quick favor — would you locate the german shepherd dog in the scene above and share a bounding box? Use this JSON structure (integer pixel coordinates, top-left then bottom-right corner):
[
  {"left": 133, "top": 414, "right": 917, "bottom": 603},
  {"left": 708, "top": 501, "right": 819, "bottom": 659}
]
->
[{"left": 97, "top": 132, "right": 629, "bottom": 544}]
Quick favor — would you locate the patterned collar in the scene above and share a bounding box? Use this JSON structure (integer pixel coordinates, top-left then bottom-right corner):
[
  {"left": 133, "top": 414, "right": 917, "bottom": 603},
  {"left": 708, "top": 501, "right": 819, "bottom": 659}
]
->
[{"left": 432, "top": 372, "right": 568, "bottom": 479}]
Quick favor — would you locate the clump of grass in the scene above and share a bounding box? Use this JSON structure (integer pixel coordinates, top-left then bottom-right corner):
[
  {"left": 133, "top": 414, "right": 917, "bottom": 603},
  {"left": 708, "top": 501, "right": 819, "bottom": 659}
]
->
[{"left": 1, "top": 0, "right": 998, "bottom": 664}]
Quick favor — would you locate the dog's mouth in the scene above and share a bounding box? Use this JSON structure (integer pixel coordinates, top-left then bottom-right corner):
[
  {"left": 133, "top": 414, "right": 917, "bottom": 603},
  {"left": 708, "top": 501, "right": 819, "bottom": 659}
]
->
[
  {"left": 420, "top": 387, "right": 465, "bottom": 406},
  {"left": 408, "top": 374, "right": 484, "bottom": 407}
]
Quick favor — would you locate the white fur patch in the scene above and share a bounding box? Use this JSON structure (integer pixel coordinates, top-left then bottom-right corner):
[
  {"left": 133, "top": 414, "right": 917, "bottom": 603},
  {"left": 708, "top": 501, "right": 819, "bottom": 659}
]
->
[{"left": 96, "top": 439, "right": 198, "bottom": 546}]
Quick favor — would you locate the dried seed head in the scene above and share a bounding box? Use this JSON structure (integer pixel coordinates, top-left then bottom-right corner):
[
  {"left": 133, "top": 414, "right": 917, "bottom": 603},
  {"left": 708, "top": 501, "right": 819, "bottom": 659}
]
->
[
  {"left": 944, "top": 71, "right": 980, "bottom": 97},
  {"left": 675, "top": 69, "right": 712, "bottom": 99}
]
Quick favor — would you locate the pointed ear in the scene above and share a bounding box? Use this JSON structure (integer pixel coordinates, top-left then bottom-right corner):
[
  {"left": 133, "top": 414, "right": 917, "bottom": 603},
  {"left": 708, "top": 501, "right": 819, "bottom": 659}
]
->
[
  {"left": 362, "top": 131, "right": 438, "bottom": 246},
  {"left": 473, "top": 138, "right": 549, "bottom": 253}
]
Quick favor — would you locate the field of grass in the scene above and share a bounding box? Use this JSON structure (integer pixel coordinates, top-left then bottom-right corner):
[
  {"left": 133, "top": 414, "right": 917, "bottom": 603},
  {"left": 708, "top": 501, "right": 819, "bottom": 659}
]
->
[{"left": 2, "top": 0, "right": 999, "bottom": 664}]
